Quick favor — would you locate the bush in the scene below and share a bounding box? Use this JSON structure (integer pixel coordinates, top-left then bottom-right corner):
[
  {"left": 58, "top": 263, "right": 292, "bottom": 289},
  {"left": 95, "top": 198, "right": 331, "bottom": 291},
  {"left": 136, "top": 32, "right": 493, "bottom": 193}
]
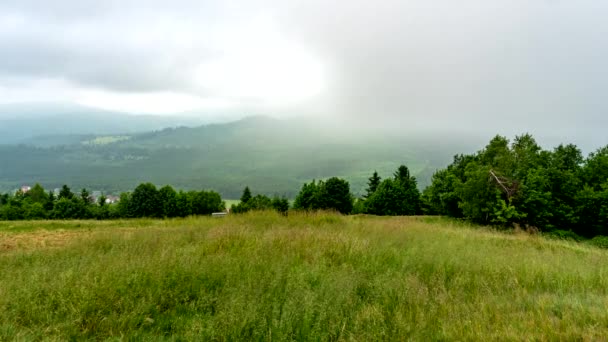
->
[
  {"left": 546, "top": 229, "right": 583, "bottom": 242},
  {"left": 590, "top": 236, "right": 608, "bottom": 249}
]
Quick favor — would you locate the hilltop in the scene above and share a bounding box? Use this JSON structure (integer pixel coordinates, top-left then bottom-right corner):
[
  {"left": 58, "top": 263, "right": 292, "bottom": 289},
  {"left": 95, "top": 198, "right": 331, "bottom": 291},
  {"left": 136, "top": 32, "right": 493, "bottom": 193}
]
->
[{"left": 2, "top": 213, "right": 608, "bottom": 340}]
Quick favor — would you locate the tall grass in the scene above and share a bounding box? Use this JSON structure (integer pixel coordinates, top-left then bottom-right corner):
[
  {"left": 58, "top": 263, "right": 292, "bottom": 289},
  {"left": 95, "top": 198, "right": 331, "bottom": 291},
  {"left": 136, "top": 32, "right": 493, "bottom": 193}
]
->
[{"left": 1, "top": 212, "right": 608, "bottom": 340}]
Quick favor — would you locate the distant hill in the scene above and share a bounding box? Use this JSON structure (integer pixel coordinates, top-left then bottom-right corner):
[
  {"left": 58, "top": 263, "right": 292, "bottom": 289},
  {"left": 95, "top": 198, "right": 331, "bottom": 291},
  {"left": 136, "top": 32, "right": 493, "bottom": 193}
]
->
[
  {"left": 0, "top": 114, "right": 484, "bottom": 198},
  {"left": 0, "top": 103, "right": 219, "bottom": 145}
]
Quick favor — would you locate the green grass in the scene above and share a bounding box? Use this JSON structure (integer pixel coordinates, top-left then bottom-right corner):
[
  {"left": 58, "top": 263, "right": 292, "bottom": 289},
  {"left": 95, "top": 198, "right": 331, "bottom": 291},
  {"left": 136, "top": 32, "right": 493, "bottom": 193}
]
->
[
  {"left": 1, "top": 212, "right": 608, "bottom": 340},
  {"left": 223, "top": 199, "right": 240, "bottom": 209}
]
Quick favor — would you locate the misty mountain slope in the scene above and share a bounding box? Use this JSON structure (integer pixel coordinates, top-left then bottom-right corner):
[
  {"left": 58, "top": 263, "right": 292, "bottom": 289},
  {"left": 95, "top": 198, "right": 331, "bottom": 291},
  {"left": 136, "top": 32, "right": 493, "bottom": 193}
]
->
[
  {"left": 0, "top": 103, "right": 213, "bottom": 145},
  {"left": 0, "top": 116, "right": 480, "bottom": 198}
]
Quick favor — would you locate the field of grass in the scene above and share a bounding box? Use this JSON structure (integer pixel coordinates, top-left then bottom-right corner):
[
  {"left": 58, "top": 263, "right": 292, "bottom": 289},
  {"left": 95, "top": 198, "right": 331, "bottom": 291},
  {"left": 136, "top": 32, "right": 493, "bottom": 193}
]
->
[{"left": 1, "top": 212, "right": 608, "bottom": 340}]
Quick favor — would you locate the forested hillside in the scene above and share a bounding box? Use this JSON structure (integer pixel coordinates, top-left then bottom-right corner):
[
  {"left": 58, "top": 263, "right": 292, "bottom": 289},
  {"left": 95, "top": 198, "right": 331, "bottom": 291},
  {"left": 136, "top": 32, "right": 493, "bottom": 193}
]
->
[{"left": 0, "top": 116, "right": 474, "bottom": 198}]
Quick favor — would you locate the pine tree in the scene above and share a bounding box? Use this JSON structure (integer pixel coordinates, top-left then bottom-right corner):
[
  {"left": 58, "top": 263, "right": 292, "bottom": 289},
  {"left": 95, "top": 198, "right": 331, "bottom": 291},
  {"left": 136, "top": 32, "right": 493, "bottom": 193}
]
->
[
  {"left": 45, "top": 191, "right": 55, "bottom": 211},
  {"left": 394, "top": 165, "right": 411, "bottom": 184},
  {"left": 240, "top": 186, "right": 252, "bottom": 204},
  {"left": 364, "top": 171, "right": 381, "bottom": 198},
  {"left": 80, "top": 188, "right": 91, "bottom": 204},
  {"left": 58, "top": 185, "right": 74, "bottom": 200}
]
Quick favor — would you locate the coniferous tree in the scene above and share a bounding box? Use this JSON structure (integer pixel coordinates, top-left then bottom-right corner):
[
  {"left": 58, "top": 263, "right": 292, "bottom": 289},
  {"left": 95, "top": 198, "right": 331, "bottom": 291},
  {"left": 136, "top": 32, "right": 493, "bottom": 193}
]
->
[
  {"left": 240, "top": 186, "right": 252, "bottom": 204},
  {"left": 26, "top": 183, "right": 48, "bottom": 204},
  {"left": 394, "top": 165, "right": 421, "bottom": 215},
  {"left": 58, "top": 185, "right": 74, "bottom": 200},
  {"left": 364, "top": 171, "right": 381, "bottom": 199},
  {"left": 80, "top": 188, "right": 91, "bottom": 205},
  {"left": 394, "top": 165, "right": 411, "bottom": 184}
]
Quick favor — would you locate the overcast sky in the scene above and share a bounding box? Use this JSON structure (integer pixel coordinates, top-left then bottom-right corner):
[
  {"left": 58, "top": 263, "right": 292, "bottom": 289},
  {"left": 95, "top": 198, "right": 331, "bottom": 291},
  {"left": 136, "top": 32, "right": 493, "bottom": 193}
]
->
[{"left": 1, "top": 0, "right": 607, "bottom": 149}]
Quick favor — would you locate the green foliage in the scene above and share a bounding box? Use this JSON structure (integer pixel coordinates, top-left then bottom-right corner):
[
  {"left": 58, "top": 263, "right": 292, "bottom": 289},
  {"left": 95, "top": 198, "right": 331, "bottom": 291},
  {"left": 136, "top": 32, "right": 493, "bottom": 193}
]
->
[
  {"left": 129, "top": 183, "right": 162, "bottom": 218},
  {"left": 548, "top": 230, "right": 583, "bottom": 242},
  {"left": 46, "top": 191, "right": 55, "bottom": 211},
  {"left": 25, "top": 183, "right": 48, "bottom": 204},
  {"left": 80, "top": 188, "right": 91, "bottom": 205},
  {"left": 491, "top": 196, "right": 526, "bottom": 226},
  {"left": 364, "top": 179, "right": 409, "bottom": 215},
  {"left": 175, "top": 191, "right": 193, "bottom": 217},
  {"left": 51, "top": 198, "right": 87, "bottom": 219},
  {"left": 189, "top": 190, "right": 225, "bottom": 215},
  {"left": 158, "top": 185, "right": 178, "bottom": 218},
  {"left": 0, "top": 204, "right": 24, "bottom": 220},
  {"left": 248, "top": 194, "right": 273, "bottom": 211},
  {"left": 240, "top": 186, "right": 252, "bottom": 204},
  {"left": 293, "top": 178, "right": 353, "bottom": 214},
  {"left": 422, "top": 155, "right": 472, "bottom": 217},
  {"left": 427, "top": 134, "right": 608, "bottom": 237},
  {"left": 0, "top": 193, "right": 8, "bottom": 206},
  {"left": 231, "top": 187, "right": 288, "bottom": 214},
  {"left": 351, "top": 198, "right": 366, "bottom": 214},
  {"left": 0, "top": 183, "right": 228, "bottom": 221},
  {"left": 271, "top": 196, "right": 289, "bottom": 215},
  {"left": 116, "top": 193, "right": 133, "bottom": 218},
  {"left": 97, "top": 194, "right": 107, "bottom": 207},
  {"left": 59, "top": 185, "right": 74, "bottom": 200},
  {"left": 582, "top": 146, "right": 608, "bottom": 190},
  {"left": 23, "top": 202, "right": 47, "bottom": 220},
  {"left": 590, "top": 236, "right": 608, "bottom": 249},
  {"left": 456, "top": 162, "right": 500, "bottom": 224},
  {"left": 293, "top": 181, "right": 319, "bottom": 211},
  {"left": 363, "top": 165, "right": 420, "bottom": 216},
  {"left": 575, "top": 185, "right": 608, "bottom": 237},
  {"left": 364, "top": 171, "right": 381, "bottom": 199},
  {"left": 317, "top": 177, "right": 353, "bottom": 214}
]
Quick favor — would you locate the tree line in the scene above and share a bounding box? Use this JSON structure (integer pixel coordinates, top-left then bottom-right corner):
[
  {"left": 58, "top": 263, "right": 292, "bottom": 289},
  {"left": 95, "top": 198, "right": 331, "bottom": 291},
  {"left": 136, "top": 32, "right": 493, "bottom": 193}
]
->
[
  {"left": 0, "top": 183, "right": 225, "bottom": 220},
  {"left": 0, "top": 165, "right": 422, "bottom": 220},
  {"left": 421, "top": 134, "right": 608, "bottom": 238},
  {"left": 2, "top": 133, "right": 606, "bottom": 240}
]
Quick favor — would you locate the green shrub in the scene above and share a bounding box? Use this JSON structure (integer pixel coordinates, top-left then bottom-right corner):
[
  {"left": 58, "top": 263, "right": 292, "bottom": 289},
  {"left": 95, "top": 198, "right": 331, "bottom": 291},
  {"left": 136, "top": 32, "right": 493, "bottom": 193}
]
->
[
  {"left": 547, "top": 229, "right": 583, "bottom": 242},
  {"left": 590, "top": 236, "right": 608, "bottom": 249}
]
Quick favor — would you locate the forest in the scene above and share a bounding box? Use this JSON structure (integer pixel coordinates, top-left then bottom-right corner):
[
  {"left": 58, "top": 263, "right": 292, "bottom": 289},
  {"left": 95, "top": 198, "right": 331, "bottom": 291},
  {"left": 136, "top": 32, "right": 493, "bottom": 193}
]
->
[
  {"left": 422, "top": 134, "right": 608, "bottom": 239},
  {"left": 1, "top": 133, "right": 607, "bottom": 240},
  {"left": 0, "top": 116, "right": 466, "bottom": 198}
]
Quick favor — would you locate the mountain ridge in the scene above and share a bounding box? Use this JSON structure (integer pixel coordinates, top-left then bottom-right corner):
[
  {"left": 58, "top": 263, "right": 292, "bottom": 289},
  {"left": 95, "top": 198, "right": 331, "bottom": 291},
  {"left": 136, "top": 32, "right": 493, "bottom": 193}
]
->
[
  {"left": 0, "top": 102, "right": 231, "bottom": 144},
  {"left": 0, "top": 114, "right": 481, "bottom": 198}
]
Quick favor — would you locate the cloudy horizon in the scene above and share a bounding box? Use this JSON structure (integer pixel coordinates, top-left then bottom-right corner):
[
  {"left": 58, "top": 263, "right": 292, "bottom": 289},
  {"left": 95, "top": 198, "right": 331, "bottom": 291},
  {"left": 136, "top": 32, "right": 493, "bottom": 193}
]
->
[{"left": 1, "top": 0, "right": 607, "bottom": 149}]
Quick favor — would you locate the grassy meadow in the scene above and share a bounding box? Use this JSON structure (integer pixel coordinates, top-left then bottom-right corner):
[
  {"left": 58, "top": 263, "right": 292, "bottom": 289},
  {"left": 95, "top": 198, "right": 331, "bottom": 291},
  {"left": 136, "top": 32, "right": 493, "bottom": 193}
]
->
[{"left": 1, "top": 212, "right": 608, "bottom": 340}]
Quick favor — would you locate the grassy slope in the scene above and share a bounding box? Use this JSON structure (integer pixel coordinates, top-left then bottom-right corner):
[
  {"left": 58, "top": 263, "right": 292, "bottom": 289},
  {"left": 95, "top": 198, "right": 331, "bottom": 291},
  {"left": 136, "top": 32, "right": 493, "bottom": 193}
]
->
[{"left": 1, "top": 213, "right": 607, "bottom": 340}]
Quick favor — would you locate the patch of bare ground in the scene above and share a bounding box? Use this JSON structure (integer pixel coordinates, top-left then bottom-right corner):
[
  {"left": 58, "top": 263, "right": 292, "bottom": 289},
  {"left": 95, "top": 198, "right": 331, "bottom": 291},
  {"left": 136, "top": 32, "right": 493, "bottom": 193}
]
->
[
  {"left": 0, "top": 230, "right": 91, "bottom": 254},
  {"left": 0, "top": 227, "right": 145, "bottom": 254}
]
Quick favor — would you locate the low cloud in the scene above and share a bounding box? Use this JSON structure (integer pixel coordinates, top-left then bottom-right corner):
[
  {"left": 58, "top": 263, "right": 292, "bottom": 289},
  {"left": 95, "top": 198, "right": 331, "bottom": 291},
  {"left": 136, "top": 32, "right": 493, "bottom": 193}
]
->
[{"left": 0, "top": 0, "right": 607, "bottom": 149}]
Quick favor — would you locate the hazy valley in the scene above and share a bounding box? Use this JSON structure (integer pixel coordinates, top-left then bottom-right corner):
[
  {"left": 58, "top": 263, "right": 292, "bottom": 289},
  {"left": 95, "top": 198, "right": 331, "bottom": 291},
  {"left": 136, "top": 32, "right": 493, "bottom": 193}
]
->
[{"left": 0, "top": 106, "right": 483, "bottom": 198}]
